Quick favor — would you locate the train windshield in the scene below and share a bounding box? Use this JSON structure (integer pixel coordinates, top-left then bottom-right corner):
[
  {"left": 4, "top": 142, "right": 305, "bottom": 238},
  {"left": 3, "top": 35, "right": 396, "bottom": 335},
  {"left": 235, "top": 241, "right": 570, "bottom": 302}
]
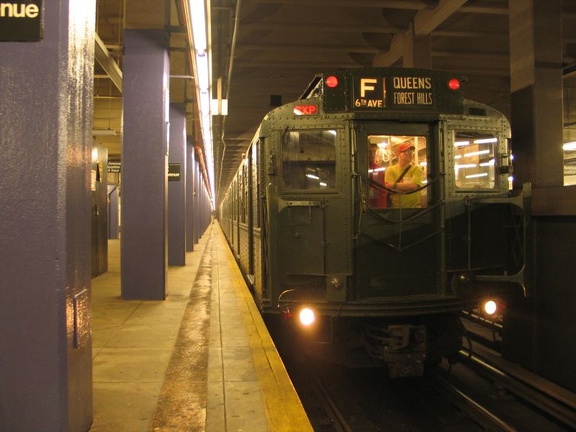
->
[
  {"left": 367, "top": 134, "right": 428, "bottom": 209},
  {"left": 281, "top": 129, "right": 337, "bottom": 191},
  {"left": 453, "top": 131, "right": 498, "bottom": 190}
]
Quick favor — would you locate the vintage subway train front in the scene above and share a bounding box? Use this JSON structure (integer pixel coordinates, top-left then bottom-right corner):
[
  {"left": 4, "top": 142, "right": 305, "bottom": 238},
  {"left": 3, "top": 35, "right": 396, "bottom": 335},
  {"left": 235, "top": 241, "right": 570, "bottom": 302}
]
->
[{"left": 219, "top": 68, "right": 530, "bottom": 377}]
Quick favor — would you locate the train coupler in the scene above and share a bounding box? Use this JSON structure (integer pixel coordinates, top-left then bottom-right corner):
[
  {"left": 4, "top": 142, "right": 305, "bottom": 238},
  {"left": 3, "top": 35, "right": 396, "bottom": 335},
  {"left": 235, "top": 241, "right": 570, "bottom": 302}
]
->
[{"left": 364, "top": 323, "right": 427, "bottom": 378}]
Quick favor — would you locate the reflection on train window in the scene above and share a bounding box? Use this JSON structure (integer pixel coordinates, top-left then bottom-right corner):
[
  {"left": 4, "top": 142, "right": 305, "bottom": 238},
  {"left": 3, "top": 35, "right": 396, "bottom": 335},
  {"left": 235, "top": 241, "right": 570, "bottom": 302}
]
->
[
  {"left": 282, "top": 129, "right": 337, "bottom": 190},
  {"left": 454, "top": 132, "right": 497, "bottom": 190},
  {"left": 367, "top": 134, "right": 428, "bottom": 208}
]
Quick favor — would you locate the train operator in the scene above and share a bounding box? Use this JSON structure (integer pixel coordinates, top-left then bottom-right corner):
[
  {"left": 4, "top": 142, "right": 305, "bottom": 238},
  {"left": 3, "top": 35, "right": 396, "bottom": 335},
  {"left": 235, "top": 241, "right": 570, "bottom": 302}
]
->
[{"left": 385, "top": 143, "right": 424, "bottom": 208}]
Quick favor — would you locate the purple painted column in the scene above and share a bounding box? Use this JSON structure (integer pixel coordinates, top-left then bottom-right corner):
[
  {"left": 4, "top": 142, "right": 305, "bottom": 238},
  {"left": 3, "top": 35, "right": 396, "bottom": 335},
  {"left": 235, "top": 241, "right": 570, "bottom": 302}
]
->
[
  {"left": 0, "top": 1, "right": 95, "bottom": 431},
  {"left": 121, "top": 29, "right": 169, "bottom": 299},
  {"left": 168, "top": 104, "right": 187, "bottom": 266}
]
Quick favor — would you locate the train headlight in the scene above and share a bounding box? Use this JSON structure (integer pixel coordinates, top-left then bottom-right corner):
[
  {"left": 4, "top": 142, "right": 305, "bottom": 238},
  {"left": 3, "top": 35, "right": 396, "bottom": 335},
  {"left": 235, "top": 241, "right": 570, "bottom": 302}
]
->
[
  {"left": 298, "top": 307, "right": 316, "bottom": 327},
  {"left": 482, "top": 299, "right": 499, "bottom": 316}
]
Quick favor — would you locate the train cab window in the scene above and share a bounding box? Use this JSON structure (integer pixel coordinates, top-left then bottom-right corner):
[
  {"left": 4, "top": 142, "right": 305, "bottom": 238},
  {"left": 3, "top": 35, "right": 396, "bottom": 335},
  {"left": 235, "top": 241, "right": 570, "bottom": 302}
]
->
[
  {"left": 367, "top": 134, "right": 428, "bottom": 208},
  {"left": 453, "top": 132, "right": 497, "bottom": 190},
  {"left": 281, "top": 129, "right": 337, "bottom": 191}
]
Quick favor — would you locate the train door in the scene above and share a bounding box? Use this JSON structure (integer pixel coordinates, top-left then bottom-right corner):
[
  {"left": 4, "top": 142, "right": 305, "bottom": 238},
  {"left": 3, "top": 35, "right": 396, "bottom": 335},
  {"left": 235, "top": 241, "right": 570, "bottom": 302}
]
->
[
  {"left": 353, "top": 122, "right": 441, "bottom": 299},
  {"left": 271, "top": 127, "right": 351, "bottom": 306}
]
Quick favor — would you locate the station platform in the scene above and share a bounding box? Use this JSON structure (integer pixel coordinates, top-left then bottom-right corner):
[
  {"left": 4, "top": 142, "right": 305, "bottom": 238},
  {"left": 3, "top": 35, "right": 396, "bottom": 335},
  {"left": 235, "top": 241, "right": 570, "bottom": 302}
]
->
[{"left": 89, "top": 222, "right": 313, "bottom": 432}]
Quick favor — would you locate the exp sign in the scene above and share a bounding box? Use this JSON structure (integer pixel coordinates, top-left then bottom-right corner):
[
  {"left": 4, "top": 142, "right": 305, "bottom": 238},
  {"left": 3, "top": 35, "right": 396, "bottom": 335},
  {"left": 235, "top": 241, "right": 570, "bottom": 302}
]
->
[
  {"left": 294, "top": 104, "right": 318, "bottom": 116},
  {"left": 0, "top": 1, "right": 43, "bottom": 42}
]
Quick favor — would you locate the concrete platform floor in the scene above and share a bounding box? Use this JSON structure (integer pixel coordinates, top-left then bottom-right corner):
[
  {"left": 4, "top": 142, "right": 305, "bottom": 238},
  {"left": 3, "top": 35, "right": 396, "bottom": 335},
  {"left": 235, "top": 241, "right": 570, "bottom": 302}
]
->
[{"left": 89, "top": 223, "right": 312, "bottom": 431}]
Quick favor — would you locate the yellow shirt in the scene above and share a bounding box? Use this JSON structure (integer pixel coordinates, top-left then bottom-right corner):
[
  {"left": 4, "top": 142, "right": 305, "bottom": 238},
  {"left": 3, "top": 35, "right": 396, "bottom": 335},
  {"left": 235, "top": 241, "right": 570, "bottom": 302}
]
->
[{"left": 385, "top": 164, "right": 423, "bottom": 208}]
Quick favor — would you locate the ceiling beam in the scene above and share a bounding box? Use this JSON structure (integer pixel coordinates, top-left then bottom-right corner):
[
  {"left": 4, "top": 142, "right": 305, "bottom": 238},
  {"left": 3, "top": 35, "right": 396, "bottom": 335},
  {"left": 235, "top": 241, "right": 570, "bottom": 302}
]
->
[
  {"left": 373, "top": 0, "right": 467, "bottom": 66},
  {"left": 250, "top": 0, "right": 427, "bottom": 10},
  {"left": 239, "top": 43, "right": 380, "bottom": 54},
  {"left": 414, "top": 0, "right": 468, "bottom": 36},
  {"left": 95, "top": 33, "right": 123, "bottom": 93},
  {"left": 241, "top": 21, "right": 404, "bottom": 34},
  {"left": 251, "top": 0, "right": 507, "bottom": 15}
]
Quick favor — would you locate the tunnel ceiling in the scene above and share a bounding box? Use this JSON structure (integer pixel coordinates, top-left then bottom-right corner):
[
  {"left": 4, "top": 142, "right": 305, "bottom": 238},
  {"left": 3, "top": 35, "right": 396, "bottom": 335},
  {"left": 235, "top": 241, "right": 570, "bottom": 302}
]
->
[{"left": 93, "top": 0, "right": 576, "bottom": 202}]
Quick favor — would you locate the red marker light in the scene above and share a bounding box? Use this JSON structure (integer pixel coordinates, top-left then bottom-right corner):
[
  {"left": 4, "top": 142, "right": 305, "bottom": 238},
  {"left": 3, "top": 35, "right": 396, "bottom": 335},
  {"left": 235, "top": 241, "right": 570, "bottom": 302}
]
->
[
  {"left": 325, "top": 75, "right": 339, "bottom": 88},
  {"left": 448, "top": 78, "right": 461, "bottom": 91}
]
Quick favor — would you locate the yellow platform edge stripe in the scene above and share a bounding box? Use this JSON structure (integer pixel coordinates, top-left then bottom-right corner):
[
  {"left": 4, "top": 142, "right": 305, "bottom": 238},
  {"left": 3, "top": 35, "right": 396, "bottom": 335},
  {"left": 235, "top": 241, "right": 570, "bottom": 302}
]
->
[{"left": 217, "top": 226, "right": 314, "bottom": 432}]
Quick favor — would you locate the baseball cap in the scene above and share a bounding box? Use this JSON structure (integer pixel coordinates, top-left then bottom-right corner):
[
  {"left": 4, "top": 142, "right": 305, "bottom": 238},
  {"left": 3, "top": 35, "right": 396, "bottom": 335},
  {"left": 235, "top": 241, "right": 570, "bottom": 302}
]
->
[{"left": 396, "top": 143, "right": 415, "bottom": 153}]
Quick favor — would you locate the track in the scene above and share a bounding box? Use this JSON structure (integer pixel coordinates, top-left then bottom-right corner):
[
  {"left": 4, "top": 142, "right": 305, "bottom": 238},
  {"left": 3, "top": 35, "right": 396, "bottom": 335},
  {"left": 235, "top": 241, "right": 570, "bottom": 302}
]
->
[
  {"left": 432, "top": 348, "right": 576, "bottom": 431},
  {"left": 268, "top": 314, "right": 576, "bottom": 431}
]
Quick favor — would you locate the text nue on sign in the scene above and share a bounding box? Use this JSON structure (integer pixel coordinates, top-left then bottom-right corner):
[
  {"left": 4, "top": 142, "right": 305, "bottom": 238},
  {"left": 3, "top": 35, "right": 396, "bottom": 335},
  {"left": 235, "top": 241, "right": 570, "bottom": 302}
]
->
[{"left": 0, "top": 1, "right": 43, "bottom": 42}]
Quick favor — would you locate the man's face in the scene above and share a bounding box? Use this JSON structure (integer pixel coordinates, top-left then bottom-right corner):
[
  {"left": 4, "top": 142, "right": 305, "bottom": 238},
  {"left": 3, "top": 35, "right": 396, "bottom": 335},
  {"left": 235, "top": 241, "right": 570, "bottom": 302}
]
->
[{"left": 398, "top": 148, "right": 414, "bottom": 161}]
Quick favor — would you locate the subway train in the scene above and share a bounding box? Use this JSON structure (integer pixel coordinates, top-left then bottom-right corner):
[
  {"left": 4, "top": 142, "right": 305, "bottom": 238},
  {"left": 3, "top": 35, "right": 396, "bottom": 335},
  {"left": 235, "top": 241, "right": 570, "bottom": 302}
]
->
[{"left": 219, "top": 68, "right": 530, "bottom": 377}]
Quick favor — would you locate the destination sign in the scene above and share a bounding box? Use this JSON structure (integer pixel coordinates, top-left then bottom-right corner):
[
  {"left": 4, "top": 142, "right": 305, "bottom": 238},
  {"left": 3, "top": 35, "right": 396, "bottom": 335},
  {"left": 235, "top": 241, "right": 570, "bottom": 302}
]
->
[
  {"left": 353, "top": 75, "right": 435, "bottom": 110},
  {"left": 320, "top": 68, "right": 463, "bottom": 115},
  {"left": 0, "top": 1, "right": 43, "bottom": 42}
]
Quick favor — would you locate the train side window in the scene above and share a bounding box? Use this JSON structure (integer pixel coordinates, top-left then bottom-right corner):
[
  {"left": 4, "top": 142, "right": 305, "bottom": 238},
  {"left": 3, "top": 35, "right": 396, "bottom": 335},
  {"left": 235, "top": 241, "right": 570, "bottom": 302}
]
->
[
  {"left": 454, "top": 132, "right": 497, "bottom": 190},
  {"left": 281, "top": 129, "right": 337, "bottom": 191}
]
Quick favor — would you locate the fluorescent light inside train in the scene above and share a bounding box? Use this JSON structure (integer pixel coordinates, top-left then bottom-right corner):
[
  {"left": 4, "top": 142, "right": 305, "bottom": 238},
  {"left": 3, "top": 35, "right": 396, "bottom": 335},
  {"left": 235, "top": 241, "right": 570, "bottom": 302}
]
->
[
  {"left": 474, "top": 138, "right": 497, "bottom": 144},
  {"left": 368, "top": 167, "right": 386, "bottom": 173},
  {"left": 463, "top": 149, "right": 490, "bottom": 157},
  {"left": 563, "top": 141, "right": 576, "bottom": 151},
  {"left": 455, "top": 138, "right": 497, "bottom": 147}
]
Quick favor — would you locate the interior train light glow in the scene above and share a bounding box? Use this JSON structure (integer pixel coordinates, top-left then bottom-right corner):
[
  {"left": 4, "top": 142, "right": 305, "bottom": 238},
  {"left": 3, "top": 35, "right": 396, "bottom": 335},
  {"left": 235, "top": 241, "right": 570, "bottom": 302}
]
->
[
  {"left": 479, "top": 160, "right": 495, "bottom": 167},
  {"left": 299, "top": 308, "right": 316, "bottom": 326},
  {"left": 368, "top": 167, "right": 386, "bottom": 173},
  {"left": 463, "top": 149, "right": 490, "bottom": 157},
  {"left": 448, "top": 78, "right": 461, "bottom": 90},
  {"left": 474, "top": 138, "right": 498, "bottom": 144},
  {"left": 483, "top": 300, "right": 498, "bottom": 316},
  {"left": 325, "top": 75, "right": 339, "bottom": 88}
]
